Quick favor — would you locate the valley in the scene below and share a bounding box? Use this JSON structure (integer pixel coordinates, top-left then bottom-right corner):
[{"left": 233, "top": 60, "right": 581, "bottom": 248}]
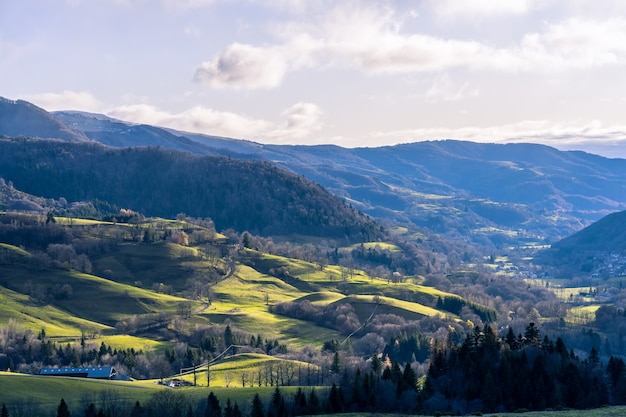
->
[{"left": 2, "top": 98, "right": 626, "bottom": 415}]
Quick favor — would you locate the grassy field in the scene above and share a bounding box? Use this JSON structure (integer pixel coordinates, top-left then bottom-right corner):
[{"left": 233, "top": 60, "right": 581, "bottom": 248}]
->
[
  {"left": 0, "top": 285, "right": 111, "bottom": 336},
  {"left": 0, "top": 242, "right": 31, "bottom": 257},
  {"left": 168, "top": 353, "right": 318, "bottom": 388},
  {"left": 3, "top": 369, "right": 626, "bottom": 417},
  {"left": 0, "top": 370, "right": 313, "bottom": 411},
  {"left": 0, "top": 371, "right": 163, "bottom": 408},
  {"left": 1, "top": 263, "right": 189, "bottom": 326},
  {"left": 321, "top": 410, "right": 626, "bottom": 417},
  {"left": 334, "top": 294, "right": 451, "bottom": 321}
]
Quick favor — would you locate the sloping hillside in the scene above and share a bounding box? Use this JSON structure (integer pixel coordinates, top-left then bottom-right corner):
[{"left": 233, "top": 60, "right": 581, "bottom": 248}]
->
[
  {"left": 0, "top": 138, "right": 381, "bottom": 240},
  {"left": 44, "top": 109, "right": 626, "bottom": 247},
  {"left": 7, "top": 99, "right": 626, "bottom": 247},
  {"left": 535, "top": 209, "right": 626, "bottom": 276},
  {"left": 0, "top": 98, "right": 88, "bottom": 142}
]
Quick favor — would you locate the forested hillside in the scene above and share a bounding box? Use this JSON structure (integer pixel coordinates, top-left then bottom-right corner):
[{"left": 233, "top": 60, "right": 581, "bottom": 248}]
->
[
  {"left": 0, "top": 138, "right": 381, "bottom": 241},
  {"left": 535, "top": 210, "right": 626, "bottom": 276},
  {"left": 7, "top": 101, "right": 626, "bottom": 249}
]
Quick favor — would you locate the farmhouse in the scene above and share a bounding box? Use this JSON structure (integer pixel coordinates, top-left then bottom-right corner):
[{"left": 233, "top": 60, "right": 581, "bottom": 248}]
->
[{"left": 39, "top": 366, "right": 118, "bottom": 380}]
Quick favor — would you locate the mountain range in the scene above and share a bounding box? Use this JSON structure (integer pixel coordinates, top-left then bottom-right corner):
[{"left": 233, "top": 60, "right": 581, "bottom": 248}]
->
[{"left": 2, "top": 96, "right": 626, "bottom": 249}]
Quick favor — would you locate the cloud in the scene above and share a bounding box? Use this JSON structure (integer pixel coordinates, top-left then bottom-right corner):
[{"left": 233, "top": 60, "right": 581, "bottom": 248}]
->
[
  {"left": 161, "top": 0, "right": 214, "bottom": 11},
  {"left": 517, "top": 18, "right": 626, "bottom": 71},
  {"left": 430, "top": 0, "right": 535, "bottom": 17},
  {"left": 194, "top": 1, "right": 626, "bottom": 90},
  {"left": 424, "top": 73, "right": 479, "bottom": 102},
  {"left": 371, "top": 119, "right": 626, "bottom": 157},
  {"left": 108, "top": 101, "right": 324, "bottom": 143},
  {"left": 23, "top": 91, "right": 103, "bottom": 112},
  {"left": 194, "top": 43, "right": 289, "bottom": 89},
  {"left": 266, "top": 102, "right": 325, "bottom": 141}
]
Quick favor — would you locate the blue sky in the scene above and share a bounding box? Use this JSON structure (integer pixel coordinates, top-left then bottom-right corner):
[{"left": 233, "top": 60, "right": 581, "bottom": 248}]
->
[{"left": 2, "top": 0, "right": 626, "bottom": 157}]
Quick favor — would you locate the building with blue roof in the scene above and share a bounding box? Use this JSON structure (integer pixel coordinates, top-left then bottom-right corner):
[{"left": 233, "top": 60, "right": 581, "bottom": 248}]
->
[{"left": 39, "top": 366, "right": 118, "bottom": 379}]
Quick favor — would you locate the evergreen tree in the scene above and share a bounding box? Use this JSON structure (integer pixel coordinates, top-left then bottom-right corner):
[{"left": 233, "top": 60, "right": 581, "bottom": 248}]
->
[
  {"left": 224, "top": 325, "right": 234, "bottom": 347},
  {"left": 250, "top": 393, "right": 264, "bottom": 417},
  {"left": 608, "top": 356, "right": 626, "bottom": 387},
  {"left": 402, "top": 362, "right": 417, "bottom": 392},
  {"left": 292, "top": 388, "right": 307, "bottom": 416},
  {"left": 270, "top": 387, "right": 286, "bottom": 417},
  {"left": 307, "top": 389, "right": 320, "bottom": 415},
  {"left": 224, "top": 399, "right": 233, "bottom": 417},
  {"left": 57, "top": 399, "right": 70, "bottom": 417},
  {"left": 1, "top": 403, "right": 8, "bottom": 417},
  {"left": 370, "top": 354, "right": 382, "bottom": 375},
  {"left": 206, "top": 392, "right": 222, "bottom": 417},
  {"left": 130, "top": 401, "right": 143, "bottom": 417},
  {"left": 330, "top": 351, "right": 341, "bottom": 374},
  {"left": 327, "top": 383, "right": 343, "bottom": 413},
  {"left": 84, "top": 403, "right": 97, "bottom": 417}
]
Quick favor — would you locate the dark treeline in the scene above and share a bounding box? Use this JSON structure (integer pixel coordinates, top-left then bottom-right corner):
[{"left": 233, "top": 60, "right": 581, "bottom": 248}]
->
[
  {"left": 5, "top": 323, "right": 626, "bottom": 416},
  {"left": 421, "top": 323, "right": 626, "bottom": 414},
  {"left": 0, "top": 138, "right": 382, "bottom": 241}
]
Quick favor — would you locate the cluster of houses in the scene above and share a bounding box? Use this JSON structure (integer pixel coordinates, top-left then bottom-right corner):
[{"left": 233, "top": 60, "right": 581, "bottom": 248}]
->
[{"left": 591, "top": 252, "right": 626, "bottom": 278}]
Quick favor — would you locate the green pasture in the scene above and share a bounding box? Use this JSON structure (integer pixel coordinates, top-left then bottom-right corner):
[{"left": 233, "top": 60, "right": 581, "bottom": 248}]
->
[
  {"left": 0, "top": 285, "right": 111, "bottom": 336},
  {"left": 527, "top": 279, "right": 601, "bottom": 303},
  {"left": 292, "top": 291, "right": 345, "bottom": 305},
  {"left": 212, "top": 265, "right": 303, "bottom": 306},
  {"left": 2, "top": 369, "right": 626, "bottom": 417},
  {"left": 0, "top": 262, "right": 189, "bottom": 334},
  {"left": 334, "top": 294, "right": 447, "bottom": 321},
  {"left": 53, "top": 217, "right": 116, "bottom": 226},
  {"left": 91, "top": 241, "right": 205, "bottom": 290},
  {"left": 566, "top": 304, "right": 601, "bottom": 325},
  {"left": 323, "top": 410, "right": 626, "bottom": 417},
  {"left": 196, "top": 265, "right": 346, "bottom": 346},
  {"left": 170, "top": 353, "right": 319, "bottom": 388},
  {"left": 344, "top": 242, "right": 403, "bottom": 253},
  {"left": 97, "top": 334, "right": 171, "bottom": 352},
  {"left": 0, "top": 371, "right": 164, "bottom": 408},
  {"left": 0, "top": 370, "right": 319, "bottom": 412},
  {"left": 0, "top": 242, "right": 31, "bottom": 257}
]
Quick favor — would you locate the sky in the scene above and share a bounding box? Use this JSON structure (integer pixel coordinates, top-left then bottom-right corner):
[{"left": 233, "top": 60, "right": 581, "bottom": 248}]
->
[{"left": 2, "top": 0, "right": 626, "bottom": 158}]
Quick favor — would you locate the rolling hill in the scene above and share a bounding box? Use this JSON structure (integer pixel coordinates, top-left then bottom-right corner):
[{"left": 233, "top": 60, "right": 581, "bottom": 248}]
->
[
  {"left": 48, "top": 105, "right": 626, "bottom": 247},
  {"left": 535, "top": 209, "right": 626, "bottom": 276},
  {"left": 0, "top": 137, "right": 381, "bottom": 241},
  {"left": 0, "top": 97, "right": 89, "bottom": 142}
]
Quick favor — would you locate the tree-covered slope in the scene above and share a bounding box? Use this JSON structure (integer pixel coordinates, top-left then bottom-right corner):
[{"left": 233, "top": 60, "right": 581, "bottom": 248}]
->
[
  {"left": 50, "top": 110, "right": 626, "bottom": 247},
  {"left": 534, "top": 209, "right": 626, "bottom": 275},
  {"left": 0, "top": 138, "right": 381, "bottom": 240}
]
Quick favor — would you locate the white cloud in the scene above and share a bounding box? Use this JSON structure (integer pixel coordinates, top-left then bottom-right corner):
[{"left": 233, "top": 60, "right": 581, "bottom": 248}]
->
[
  {"left": 23, "top": 91, "right": 103, "bottom": 112},
  {"left": 161, "top": 0, "right": 214, "bottom": 11},
  {"left": 194, "top": 43, "right": 289, "bottom": 89},
  {"left": 431, "top": 0, "right": 535, "bottom": 17},
  {"left": 371, "top": 119, "right": 626, "bottom": 154},
  {"left": 108, "top": 101, "right": 324, "bottom": 143},
  {"left": 517, "top": 18, "right": 626, "bottom": 71},
  {"left": 108, "top": 104, "right": 270, "bottom": 138},
  {"left": 424, "top": 73, "right": 479, "bottom": 102},
  {"left": 266, "top": 102, "right": 325, "bottom": 141},
  {"left": 194, "top": 1, "right": 626, "bottom": 90}
]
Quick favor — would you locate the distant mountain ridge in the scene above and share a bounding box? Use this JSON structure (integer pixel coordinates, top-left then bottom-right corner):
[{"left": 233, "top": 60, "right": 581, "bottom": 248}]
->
[
  {"left": 0, "top": 98, "right": 89, "bottom": 142},
  {"left": 4, "top": 97, "right": 626, "bottom": 247}
]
